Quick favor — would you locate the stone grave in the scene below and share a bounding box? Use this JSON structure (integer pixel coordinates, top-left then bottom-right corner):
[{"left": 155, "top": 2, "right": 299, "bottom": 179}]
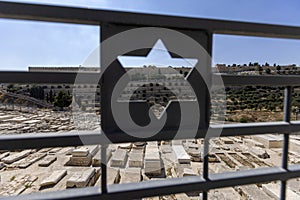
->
[
  {"left": 40, "top": 170, "right": 67, "bottom": 188},
  {"left": 38, "top": 156, "right": 57, "bottom": 167},
  {"left": 66, "top": 168, "right": 97, "bottom": 188},
  {"left": 144, "top": 142, "right": 162, "bottom": 175},
  {"left": 110, "top": 149, "right": 128, "bottom": 168}
]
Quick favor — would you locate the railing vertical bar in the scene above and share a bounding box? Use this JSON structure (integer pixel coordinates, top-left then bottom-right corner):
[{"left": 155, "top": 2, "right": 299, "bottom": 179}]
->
[
  {"left": 201, "top": 31, "right": 213, "bottom": 200},
  {"left": 101, "top": 144, "right": 108, "bottom": 194},
  {"left": 280, "top": 86, "right": 292, "bottom": 200},
  {"left": 202, "top": 137, "right": 210, "bottom": 200}
]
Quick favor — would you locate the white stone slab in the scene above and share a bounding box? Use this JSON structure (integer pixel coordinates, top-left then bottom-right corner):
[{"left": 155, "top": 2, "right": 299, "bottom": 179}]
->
[
  {"left": 172, "top": 145, "right": 190, "bottom": 164},
  {"left": 171, "top": 140, "right": 182, "bottom": 145},
  {"left": 183, "top": 168, "right": 197, "bottom": 176},
  {"left": 38, "top": 156, "right": 57, "bottom": 167},
  {"left": 262, "top": 183, "right": 300, "bottom": 200},
  {"left": 147, "top": 141, "right": 159, "bottom": 147},
  {"left": 0, "top": 152, "right": 10, "bottom": 161},
  {"left": 118, "top": 143, "right": 132, "bottom": 149},
  {"left": 23, "top": 120, "right": 41, "bottom": 124},
  {"left": 13, "top": 153, "right": 46, "bottom": 168},
  {"left": 66, "top": 168, "right": 96, "bottom": 188},
  {"left": 237, "top": 185, "right": 274, "bottom": 200},
  {"left": 120, "top": 168, "right": 141, "bottom": 184},
  {"left": 107, "top": 167, "right": 120, "bottom": 185},
  {"left": 110, "top": 149, "right": 127, "bottom": 167},
  {"left": 2, "top": 150, "right": 31, "bottom": 164},
  {"left": 72, "top": 147, "right": 89, "bottom": 157},
  {"left": 40, "top": 170, "right": 67, "bottom": 187},
  {"left": 253, "top": 135, "right": 282, "bottom": 148},
  {"left": 68, "top": 154, "right": 92, "bottom": 166},
  {"left": 88, "top": 145, "right": 99, "bottom": 157},
  {"left": 72, "top": 146, "right": 99, "bottom": 157},
  {"left": 144, "top": 143, "right": 161, "bottom": 175},
  {"left": 128, "top": 153, "right": 143, "bottom": 167},
  {"left": 48, "top": 147, "right": 62, "bottom": 154}
]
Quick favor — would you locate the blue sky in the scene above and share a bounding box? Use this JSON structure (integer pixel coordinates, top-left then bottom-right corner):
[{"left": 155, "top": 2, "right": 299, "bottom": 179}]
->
[{"left": 0, "top": 0, "right": 300, "bottom": 70}]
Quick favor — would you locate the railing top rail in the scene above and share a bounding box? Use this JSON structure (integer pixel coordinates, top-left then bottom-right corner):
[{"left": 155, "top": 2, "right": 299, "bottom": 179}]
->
[{"left": 0, "top": 1, "right": 300, "bottom": 39}]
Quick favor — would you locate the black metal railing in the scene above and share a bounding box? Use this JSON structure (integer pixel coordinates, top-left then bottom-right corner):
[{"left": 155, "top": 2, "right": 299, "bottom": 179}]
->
[{"left": 0, "top": 1, "right": 300, "bottom": 200}]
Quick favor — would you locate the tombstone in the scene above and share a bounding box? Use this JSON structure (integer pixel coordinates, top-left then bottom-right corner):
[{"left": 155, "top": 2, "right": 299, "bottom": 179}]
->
[
  {"left": 13, "top": 153, "right": 46, "bottom": 168},
  {"left": 92, "top": 151, "right": 101, "bottom": 167},
  {"left": 59, "top": 147, "right": 75, "bottom": 155},
  {"left": 40, "top": 170, "right": 67, "bottom": 187},
  {"left": 120, "top": 168, "right": 141, "bottom": 184},
  {"left": 92, "top": 148, "right": 112, "bottom": 167},
  {"left": 68, "top": 154, "right": 92, "bottom": 166},
  {"left": 110, "top": 149, "right": 128, "bottom": 167},
  {"left": 186, "top": 148, "right": 201, "bottom": 162},
  {"left": 0, "top": 152, "right": 10, "bottom": 160},
  {"left": 262, "top": 183, "right": 300, "bottom": 200},
  {"left": 160, "top": 145, "right": 173, "bottom": 153},
  {"left": 144, "top": 143, "right": 161, "bottom": 175},
  {"left": 252, "top": 135, "right": 282, "bottom": 148},
  {"left": 133, "top": 142, "right": 146, "bottom": 148},
  {"left": 39, "top": 156, "right": 57, "bottom": 167},
  {"left": 95, "top": 167, "right": 120, "bottom": 186},
  {"left": 2, "top": 150, "right": 31, "bottom": 164},
  {"left": 222, "top": 138, "right": 234, "bottom": 144},
  {"left": 66, "top": 168, "right": 96, "bottom": 188},
  {"left": 67, "top": 146, "right": 99, "bottom": 166},
  {"left": 72, "top": 147, "right": 89, "bottom": 157},
  {"left": 244, "top": 138, "right": 265, "bottom": 148},
  {"left": 289, "top": 139, "right": 300, "bottom": 153},
  {"left": 48, "top": 147, "right": 63, "bottom": 155},
  {"left": 128, "top": 152, "right": 143, "bottom": 167},
  {"left": 236, "top": 185, "right": 274, "bottom": 200},
  {"left": 118, "top": 143, "right": 132, "bottom": 149},
  {"left": 182, "top": 168, "right": 197, "bottom": 177},
  {"left": 175, "top": 193, "right": 190, "bottom": 200},
  {"left": 171, "top": 140, "right": 182, "bottom": 146},
  {"left": 107, "top": 167, "right": 120, "bottom": 185},
  {"left": 172, "top": 145, "right": 190, "bottom": 164}
]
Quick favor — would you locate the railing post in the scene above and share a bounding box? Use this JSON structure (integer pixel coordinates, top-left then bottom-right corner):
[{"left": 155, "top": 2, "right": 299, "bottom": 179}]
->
[
  {"left": 280, "top": 86, "right": 291, "bottom": 200},
  {"left": 202, "top": 137, "right": 210, "bottom": 200},
  {"left": 101, "top": 144, "right": 108, "bottom": 194}
]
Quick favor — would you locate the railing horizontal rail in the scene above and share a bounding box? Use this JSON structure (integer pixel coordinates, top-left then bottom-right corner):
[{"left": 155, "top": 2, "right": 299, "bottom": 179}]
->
[
  {"left": 213, "top": 74, "right": 300, "bottom": 86},
  {"left": 2, "top": 165, "right": 300, "bottom": 200},
  {"left": 0, "top": 1, "right": 300, "bottom": 39},
  {"left": 2, "top": 72, "right": 300, "bottom": 86},
  {"left": 1, "top": 122, "right": 299, "bottom": 151}
]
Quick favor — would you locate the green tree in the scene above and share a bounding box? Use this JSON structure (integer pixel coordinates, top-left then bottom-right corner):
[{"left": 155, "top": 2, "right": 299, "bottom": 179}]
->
[
  {"left": 276, "top": 65, "right": 281, "bottom": 71},
  {"left": 256, "top": 66, "right": 263, "bottom": 74},
  {"left": 49, "top": 90, "right": 54, "bottom": 103},
  {"left": 29, "top": 85, "right": 44, "bottom": 100},
  {"left": 53, "top": 91, "right": 72, "bottom": 110}
]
